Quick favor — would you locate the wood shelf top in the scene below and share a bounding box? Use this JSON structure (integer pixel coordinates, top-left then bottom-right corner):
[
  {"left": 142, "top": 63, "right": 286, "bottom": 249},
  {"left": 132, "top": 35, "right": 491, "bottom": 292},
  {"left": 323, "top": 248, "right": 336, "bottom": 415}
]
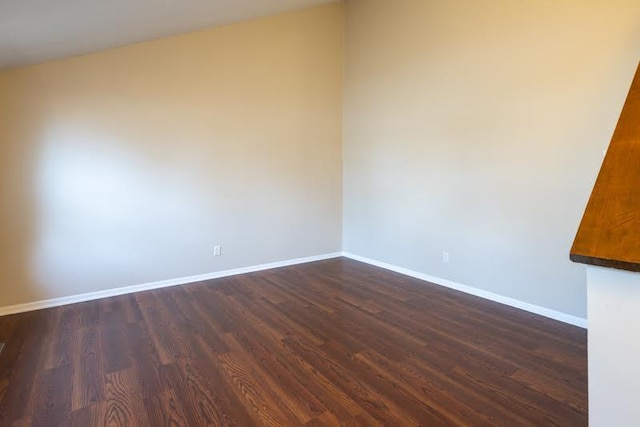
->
[{"left": 571, "top": 63, "right": 640, "bottom": 272}]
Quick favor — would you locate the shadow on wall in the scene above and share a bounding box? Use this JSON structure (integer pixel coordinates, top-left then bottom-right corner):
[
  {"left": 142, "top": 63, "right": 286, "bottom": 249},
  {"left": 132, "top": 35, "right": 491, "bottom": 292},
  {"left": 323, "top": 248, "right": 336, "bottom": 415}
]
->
[{"left": 0, "top": 87, "right": 42, "bottom": 308}]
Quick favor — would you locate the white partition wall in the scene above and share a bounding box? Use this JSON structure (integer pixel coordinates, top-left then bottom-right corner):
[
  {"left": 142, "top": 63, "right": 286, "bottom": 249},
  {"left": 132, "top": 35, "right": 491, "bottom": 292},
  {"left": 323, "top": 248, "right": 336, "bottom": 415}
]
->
[{"left": 587, "top": 266, "right": 640, "bottom": 426}]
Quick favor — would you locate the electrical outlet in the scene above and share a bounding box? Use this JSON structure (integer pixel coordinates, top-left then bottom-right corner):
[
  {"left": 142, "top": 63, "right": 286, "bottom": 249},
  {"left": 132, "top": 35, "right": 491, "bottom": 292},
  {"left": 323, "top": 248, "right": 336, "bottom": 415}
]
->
[
  {"left": 442, "top": 251, "right": 450, "bottom": 264},
  {"left": 214, "top": 245, "right": 222, "bottom": 256}
]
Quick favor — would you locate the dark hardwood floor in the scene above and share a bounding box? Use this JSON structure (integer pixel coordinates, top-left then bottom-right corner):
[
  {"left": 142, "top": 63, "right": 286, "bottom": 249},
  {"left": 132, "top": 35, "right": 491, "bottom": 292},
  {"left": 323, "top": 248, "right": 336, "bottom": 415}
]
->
[{"left": 0, "top": 258, "right": 587, "bottom": 426}]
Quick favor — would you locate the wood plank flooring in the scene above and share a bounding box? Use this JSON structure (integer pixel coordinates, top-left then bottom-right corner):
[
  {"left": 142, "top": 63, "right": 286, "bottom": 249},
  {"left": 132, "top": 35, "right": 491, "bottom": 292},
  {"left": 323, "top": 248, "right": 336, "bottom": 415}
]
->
[{"left": 0, "top": 258, "right": 588, "bottom": 426}]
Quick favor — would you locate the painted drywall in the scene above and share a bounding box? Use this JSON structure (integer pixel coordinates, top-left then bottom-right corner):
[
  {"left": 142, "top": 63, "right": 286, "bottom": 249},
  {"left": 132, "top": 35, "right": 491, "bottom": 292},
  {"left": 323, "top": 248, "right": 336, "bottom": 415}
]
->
[
  {"left": 343, "top": 0, "right": 640, "bottom": 318},
  {"left": 587, "top": 266, "right": 640, "bottom": 426},
  {"left": 0, "top": 3, "right": 344, "bottom": 307}
]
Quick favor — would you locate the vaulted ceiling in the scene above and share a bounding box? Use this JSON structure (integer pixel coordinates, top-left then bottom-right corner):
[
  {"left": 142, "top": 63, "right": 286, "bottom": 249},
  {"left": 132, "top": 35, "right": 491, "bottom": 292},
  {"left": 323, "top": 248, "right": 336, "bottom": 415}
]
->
[{"left": 0, "top": 0, "right": 336, "bottom": 70}]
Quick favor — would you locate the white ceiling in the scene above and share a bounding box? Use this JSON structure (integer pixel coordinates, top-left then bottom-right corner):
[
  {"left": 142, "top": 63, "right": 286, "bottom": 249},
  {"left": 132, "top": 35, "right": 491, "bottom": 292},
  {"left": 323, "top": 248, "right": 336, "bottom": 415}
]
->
[{"left": 0, "top": 0, "right": 336, "bottom": 70}]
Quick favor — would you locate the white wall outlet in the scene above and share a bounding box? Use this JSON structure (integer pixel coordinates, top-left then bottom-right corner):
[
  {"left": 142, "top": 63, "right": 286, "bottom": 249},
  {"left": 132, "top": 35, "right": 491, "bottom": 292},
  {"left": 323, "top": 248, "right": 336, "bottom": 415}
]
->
[
  {"left": 442, "top": 251, "right": 450, "bottom": 264},
  {"left": 214, "top": 245, "right": 222, "bottom": 256}
]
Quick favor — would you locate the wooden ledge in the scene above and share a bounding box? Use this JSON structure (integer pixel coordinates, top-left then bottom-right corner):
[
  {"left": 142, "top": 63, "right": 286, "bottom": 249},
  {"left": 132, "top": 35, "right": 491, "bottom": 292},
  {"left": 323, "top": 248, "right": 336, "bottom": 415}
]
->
[
  {"left": 571, "top": 63, "right": 640, "bottom": 273},
  {"left": 570, "top": 254, "right": 640, "bottom": 273}
]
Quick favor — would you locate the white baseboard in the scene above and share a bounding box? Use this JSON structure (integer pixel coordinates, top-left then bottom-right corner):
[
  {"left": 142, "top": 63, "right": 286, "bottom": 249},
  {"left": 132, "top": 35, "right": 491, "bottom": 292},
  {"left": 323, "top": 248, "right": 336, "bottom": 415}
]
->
[
  {"left": 0, "top": 251, "right": 588, "bottom": 329},
  {"left": 342, "top": 252, "right": 588, "bottom": 329},
  {"left": 0, "top": 252, "right": 343, "bottom": 317}
]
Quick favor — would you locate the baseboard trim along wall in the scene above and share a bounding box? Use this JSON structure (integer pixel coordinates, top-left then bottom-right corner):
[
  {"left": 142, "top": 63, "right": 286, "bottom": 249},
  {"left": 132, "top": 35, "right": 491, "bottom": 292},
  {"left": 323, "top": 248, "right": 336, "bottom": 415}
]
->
[
  {"left": 0, "top": 252, "right": 343, "bottom": 317},
  {"left": 342, "top": 252, "right": 588, "bottom": 329},
  {"left": 0, "top": 251, "right": 588, "bottom": 329}
]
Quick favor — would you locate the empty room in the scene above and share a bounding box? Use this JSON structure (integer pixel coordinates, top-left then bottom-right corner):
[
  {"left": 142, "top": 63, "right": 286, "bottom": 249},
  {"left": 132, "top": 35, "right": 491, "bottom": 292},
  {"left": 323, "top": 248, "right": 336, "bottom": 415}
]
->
[{"left": 1, "top": 0, "right": 640, "bottom": 425}]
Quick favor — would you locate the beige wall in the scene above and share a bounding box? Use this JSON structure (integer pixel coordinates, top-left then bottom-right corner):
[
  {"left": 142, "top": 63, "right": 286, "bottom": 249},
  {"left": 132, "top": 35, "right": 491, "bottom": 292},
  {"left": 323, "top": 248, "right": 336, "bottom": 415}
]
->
[
  {"left": 343, "top": 0, "right": 640, "bottom": 318},
  {"left": 3, "top": 0, "right": 639, "bottom": 319},
  {"left": 0, "top": 3, "right": 344, "bottom": 307}
]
